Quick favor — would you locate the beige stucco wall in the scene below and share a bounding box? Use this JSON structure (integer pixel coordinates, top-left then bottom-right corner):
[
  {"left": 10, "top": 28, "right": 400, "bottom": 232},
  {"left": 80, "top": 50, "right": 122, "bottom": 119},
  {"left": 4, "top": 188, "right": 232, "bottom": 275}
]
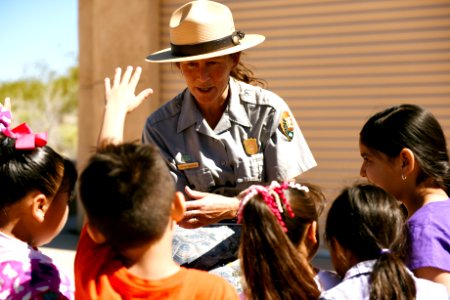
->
[
  {"left": 77, "top": 0, "right": 450, "bottom": 223},
  {"left": 77, "top": 0, "right": 162, "bottom": 224}
]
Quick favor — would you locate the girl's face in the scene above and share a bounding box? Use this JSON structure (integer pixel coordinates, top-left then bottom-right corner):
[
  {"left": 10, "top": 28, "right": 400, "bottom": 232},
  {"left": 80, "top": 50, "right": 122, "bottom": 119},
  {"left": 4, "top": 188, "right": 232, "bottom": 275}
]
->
[
  {"left": 178, "top": 55, "right": 237, "bottom": 107},
  {"left": 329, "top": 239, "right": 352, "bottom": 278},
  {"left": 36, "top": 189, "right": 70, "bottom": 246},
  {"left": 359, "top": 142, "right": 403, "bottom": 198}
]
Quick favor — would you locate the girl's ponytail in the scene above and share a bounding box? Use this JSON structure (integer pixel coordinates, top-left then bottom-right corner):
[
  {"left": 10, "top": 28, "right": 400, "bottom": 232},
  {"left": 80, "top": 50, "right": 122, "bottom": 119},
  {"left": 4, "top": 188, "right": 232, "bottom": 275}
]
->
[
  {"left": 370, "top": 251, "right": 416, "bottom": 300},
  {"left": 325, "top": 183, "right": 418, "bottom": 300}
]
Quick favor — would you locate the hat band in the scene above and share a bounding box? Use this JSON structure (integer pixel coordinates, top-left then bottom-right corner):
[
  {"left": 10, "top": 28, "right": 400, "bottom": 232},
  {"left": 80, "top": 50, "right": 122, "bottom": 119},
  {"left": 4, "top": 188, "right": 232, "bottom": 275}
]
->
[{"left": 171, "top": 31, "right": 245, "bottom": 57}]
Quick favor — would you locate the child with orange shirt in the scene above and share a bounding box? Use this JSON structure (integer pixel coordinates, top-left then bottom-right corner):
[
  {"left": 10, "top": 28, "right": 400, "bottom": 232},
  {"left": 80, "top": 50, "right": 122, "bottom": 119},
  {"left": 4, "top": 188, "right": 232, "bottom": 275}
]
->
[{"left": 74, "top": 67, "right": 238, "bottom": 299}]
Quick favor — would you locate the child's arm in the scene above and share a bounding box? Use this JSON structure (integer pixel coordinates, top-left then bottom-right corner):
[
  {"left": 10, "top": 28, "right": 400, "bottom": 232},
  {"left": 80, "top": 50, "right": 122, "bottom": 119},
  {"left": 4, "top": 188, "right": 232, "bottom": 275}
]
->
[
  {"left": 1, "top": 97, "right": 11, "bottom": 112},
  {"left": 1, "top": 97, "right": 12, "bottom": 130},
  {"left": 98, "top": 66, "right": 153, "bottom": 145},
  {"left": 414, "top": 267, "right": 450, "bottom": 295}
]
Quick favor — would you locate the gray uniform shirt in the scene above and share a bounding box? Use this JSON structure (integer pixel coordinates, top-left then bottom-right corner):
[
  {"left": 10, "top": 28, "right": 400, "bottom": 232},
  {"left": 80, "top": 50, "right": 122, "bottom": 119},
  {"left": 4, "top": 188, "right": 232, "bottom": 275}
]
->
[{"left": 142, "top": 78, "right": 316, "bottom": 197}]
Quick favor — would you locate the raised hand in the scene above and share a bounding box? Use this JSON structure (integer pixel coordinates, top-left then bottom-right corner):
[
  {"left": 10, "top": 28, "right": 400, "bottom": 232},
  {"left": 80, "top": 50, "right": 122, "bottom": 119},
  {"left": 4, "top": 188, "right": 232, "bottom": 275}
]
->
[
  {"left": 104, "top": 66, "right": 153, "bottom": 114},
  {"left": 1, "top": 97, "right": 12, "bottom": 131},
  {"left": 99, "top": 66, "right": 153, "bottom": 145},
  {"left": 1, "top": 97, "right": 11, "bottom": 112}
]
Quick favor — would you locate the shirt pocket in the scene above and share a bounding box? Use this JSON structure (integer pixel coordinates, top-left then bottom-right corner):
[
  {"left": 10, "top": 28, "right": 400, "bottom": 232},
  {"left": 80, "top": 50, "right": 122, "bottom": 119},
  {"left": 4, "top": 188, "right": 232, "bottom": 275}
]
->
[
  {"left": 183, "top": 168, "right": 215, "bottom": 191},
  {"left": 236, "top": 153, "right": 264, "bottom": 183}
]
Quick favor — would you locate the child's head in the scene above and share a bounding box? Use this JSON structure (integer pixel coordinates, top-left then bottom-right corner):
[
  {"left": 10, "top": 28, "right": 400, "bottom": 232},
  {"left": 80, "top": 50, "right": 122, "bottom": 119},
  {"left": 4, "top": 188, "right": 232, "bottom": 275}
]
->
[
  {"left": 237, "top": 181, "right": 325, "bottom": 300},
  {"left": 359, "top": 104, "right": 450, "bottom": 197},
  {"left": 0, "top": 133, "right": 77, "bottom": 247},
  {"left": 325, "top": 183, "right": 416, "bottom": 299},
  {"left": 79, "top": 142, "right": 182, "bottom": 251}
]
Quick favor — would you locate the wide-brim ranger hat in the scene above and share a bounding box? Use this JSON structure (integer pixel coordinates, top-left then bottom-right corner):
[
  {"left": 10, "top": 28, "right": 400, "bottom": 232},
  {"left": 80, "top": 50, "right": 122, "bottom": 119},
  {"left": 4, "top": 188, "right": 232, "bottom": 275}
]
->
[{"left": 146, "top": 0, "right": 265, "bottom": 63}]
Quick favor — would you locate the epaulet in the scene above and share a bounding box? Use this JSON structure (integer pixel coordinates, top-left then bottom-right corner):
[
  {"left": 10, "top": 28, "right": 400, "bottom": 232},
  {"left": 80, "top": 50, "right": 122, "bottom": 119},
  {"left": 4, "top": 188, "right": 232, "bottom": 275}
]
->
[
  {"left": 238, "top": 81, "right": 279, "bottom": 108},
  {"left": 147, "top": 90, "right": 185, "bottom": 125}
]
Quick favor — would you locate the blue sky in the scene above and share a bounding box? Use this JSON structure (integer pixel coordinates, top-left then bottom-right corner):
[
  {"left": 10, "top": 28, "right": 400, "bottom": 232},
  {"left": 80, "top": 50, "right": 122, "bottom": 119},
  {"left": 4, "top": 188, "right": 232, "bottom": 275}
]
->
[{"left": 0, "top": 0, "right": 78, "bottom": 82}]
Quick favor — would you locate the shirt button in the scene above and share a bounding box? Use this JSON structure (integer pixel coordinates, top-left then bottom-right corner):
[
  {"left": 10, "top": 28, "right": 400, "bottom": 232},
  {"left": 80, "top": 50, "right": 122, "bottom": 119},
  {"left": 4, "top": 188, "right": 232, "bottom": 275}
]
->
[{"left": 220, "top": 160, "right": 227, "bottom": 166}]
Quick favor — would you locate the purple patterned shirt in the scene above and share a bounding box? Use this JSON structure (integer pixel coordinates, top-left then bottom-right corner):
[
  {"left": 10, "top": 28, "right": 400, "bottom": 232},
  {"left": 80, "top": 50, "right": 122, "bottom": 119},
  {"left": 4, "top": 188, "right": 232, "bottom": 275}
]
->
[{"left": 0, "top": 232, "right": 74, "bottom": 299}]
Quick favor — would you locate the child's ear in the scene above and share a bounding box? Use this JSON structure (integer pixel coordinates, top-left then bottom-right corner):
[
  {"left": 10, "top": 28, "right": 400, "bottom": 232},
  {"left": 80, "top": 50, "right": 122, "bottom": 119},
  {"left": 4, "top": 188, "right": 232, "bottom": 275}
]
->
[
  {"left": 306, "top": 221, "right": 318, "bottom": 244},
  {"left": 399, "top": 148, "right": 415, "bottom": 179},
  {"left": 303, "top": 221, "right": 319, "bottom": 258},
  {"left": 86, "top": 222, "right": 106, "bottom": 244},
  {"left": 31, "top": 192, "right": 50, "bottom": 223},
  {"left": 171, "top": 191, "right": 186, "bottom": 222}
]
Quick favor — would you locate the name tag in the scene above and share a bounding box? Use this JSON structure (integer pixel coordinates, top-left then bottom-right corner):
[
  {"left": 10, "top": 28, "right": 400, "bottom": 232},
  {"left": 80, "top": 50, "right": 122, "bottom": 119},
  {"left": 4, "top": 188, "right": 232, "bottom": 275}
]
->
[{"left": 177, "top": 162, "right": 199, "bottom": 170}]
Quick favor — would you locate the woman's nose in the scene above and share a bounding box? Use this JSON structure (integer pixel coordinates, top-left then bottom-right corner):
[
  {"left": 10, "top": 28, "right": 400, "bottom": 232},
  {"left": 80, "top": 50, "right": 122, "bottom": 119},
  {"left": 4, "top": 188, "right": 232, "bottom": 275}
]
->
[{"left": 198, "top": 65, "right": 210, "bottom": 82}]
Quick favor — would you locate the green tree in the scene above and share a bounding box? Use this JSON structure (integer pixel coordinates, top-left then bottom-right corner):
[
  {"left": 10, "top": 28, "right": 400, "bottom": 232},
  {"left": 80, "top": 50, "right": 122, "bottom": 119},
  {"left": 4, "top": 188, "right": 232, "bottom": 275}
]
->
[{"left": 0, "top": 66, "right": 78, "bottom": 158}]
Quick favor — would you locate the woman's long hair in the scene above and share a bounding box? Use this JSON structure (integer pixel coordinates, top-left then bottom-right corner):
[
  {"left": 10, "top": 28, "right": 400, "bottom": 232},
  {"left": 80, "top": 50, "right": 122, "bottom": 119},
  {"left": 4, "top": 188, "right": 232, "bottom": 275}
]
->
[{"left": 230, "top": 53, "right": 267, "bottom": 88}]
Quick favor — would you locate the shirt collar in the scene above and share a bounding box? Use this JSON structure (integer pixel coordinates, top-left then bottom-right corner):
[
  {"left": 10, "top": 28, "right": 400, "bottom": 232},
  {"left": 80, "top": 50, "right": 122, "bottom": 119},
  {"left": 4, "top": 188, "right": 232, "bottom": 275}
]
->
[
  {"left": 227, "top": 78, "right": 251, "bottom": 128},
  {"left": 343, "top": 259, "right": 376, "bottom": 280},
  {"left": 177, "top": 89, "right": 203, "bottom": 133}
]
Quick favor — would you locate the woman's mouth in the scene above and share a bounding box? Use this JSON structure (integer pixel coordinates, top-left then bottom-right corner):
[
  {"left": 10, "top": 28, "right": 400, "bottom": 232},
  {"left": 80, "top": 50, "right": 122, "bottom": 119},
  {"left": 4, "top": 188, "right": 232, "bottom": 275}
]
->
[{"left": 197, "top": 87, "right": 213, "bottom": 93}]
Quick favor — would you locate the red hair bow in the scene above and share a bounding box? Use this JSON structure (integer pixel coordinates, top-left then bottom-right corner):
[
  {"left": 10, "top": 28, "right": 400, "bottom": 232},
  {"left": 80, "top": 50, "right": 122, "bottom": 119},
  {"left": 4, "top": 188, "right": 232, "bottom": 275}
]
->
[{"left": 2, "top": 123, "right": 48, "bottom": 150}]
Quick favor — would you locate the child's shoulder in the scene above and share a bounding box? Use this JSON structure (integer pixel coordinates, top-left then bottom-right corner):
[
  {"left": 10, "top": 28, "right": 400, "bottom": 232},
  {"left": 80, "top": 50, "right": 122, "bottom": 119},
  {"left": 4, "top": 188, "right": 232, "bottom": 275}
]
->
[
  {"left": 180, "top": 267, "right": 238, "bottom": 299},
  {"left": 181, "top": 267, "right": 233, "bottom": 284},
  {"left": 413, "top": 274, "right": 448, "bottom": 299},
  {"left": 0, "top": 248, "right": 73, "bottom": 299},
  {"left": 409, "top": 199, "right": 450, "bottom": 226},
  {"left": 315, "top": 269, "right": 341, "bottom": 291}
]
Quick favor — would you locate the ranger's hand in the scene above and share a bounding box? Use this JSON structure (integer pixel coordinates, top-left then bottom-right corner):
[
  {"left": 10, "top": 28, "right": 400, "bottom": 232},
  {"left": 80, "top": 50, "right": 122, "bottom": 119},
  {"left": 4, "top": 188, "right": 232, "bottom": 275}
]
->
[{"left": 178, "top": 186, "right": 239, "bottom": 229}]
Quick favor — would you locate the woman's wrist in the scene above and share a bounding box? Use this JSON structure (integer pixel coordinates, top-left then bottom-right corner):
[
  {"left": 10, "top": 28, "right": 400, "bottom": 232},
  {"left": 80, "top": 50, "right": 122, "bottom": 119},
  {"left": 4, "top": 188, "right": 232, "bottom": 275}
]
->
[{"left": 231, "top": 196, "right": 240, "bottom": 220}]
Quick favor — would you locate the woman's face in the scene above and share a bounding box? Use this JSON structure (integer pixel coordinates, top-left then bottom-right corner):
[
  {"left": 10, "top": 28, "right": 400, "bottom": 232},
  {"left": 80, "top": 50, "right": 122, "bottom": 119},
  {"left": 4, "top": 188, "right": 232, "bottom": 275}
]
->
[
  {"left": 359, "top": 142, "right": 402, "bottom": 198},
  {"left": 178, "top": 55, "right": 237, "bottom": 107}
]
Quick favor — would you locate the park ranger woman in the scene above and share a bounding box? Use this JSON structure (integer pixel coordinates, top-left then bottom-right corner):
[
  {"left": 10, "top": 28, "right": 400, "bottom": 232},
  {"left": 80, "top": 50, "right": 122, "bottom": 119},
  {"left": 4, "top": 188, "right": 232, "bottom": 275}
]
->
[{"left": 102, "top": 0, "right": 316, "bottom": 275}]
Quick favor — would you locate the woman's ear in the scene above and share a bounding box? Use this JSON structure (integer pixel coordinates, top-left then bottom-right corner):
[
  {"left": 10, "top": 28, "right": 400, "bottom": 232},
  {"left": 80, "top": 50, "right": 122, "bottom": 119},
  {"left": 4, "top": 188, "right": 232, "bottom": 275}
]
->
[
  {"left": 171, "top": 191, "right": 186, "bottom": 222},
  {"left": 399, "top": 148, "right": 415, "bottom": 179},
  {"left": 86, "top": 222, "right": 106, "bottom": 244},
  {"left": 230, "top": 52, "right": 241, "bottom": 67},
  {"left": 31, "top": 192, "right": 50, "bottom": 223}
]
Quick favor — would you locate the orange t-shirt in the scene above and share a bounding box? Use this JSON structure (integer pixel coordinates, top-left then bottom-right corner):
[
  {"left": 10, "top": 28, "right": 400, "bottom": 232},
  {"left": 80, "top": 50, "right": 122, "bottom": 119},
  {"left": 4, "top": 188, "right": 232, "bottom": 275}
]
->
[{"left": 74, "top": 226, "right": 238, "bottom": 299}]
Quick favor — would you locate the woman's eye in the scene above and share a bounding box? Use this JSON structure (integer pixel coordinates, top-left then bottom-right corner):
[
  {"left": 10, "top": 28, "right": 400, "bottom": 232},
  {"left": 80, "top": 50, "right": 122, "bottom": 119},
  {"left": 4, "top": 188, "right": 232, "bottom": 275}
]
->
[{"left": 186, "top": 62, "right": 197, "bottom": 68}]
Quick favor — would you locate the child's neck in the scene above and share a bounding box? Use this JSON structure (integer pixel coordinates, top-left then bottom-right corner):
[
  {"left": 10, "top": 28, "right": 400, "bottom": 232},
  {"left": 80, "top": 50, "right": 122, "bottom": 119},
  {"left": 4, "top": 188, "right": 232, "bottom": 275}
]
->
[
  {"left": 120, "top": 222, "right": 180, "bottom": 280},
  {"left": 403, "top": 186, "right": 448, "bottom": 217},
  {"left": 0, "top": 206, "right": 35, "bottom": 246}
]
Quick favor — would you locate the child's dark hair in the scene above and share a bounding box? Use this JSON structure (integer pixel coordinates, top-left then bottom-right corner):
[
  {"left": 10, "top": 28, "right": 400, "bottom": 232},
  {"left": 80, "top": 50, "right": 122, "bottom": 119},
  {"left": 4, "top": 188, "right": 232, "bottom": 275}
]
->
[
  {"left": 239, "top": 181, "right": 324, "bottom": 300},
  {"left": 360, "top": 104, "right": 450, "bottom": 192},
  {"left": 325, "top": 183, "right": 416, "bottom": 300},
  {"left": 79, "top": 142, "right": 175, "bottom": 251},
  {"left": 0, "top": 134, "right": 71, "bottom": 209},
  {"left": 61, "top": 158, "right": 78, "bottom": 201}
]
